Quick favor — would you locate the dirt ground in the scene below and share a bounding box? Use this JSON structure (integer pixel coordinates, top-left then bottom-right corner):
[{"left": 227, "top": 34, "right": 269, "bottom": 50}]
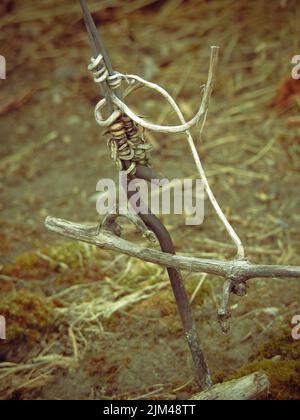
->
[{"left": 0, "top": 0, "right": 299, "bottom": 400}]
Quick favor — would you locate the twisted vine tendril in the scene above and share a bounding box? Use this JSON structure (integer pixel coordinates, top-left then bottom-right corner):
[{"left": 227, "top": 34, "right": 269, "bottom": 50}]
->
[
  {"left": 89, "top": 54, "right": 122, "bottom": 90},
  {"left": 88, "top": 47, "right": 245, "bottom": 258}
]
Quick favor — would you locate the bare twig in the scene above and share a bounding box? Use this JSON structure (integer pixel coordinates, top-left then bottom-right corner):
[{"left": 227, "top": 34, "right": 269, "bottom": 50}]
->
[
  {"left": 45, "top": 211, "right": 300, "bottom": 333},
  {"left": 45, "top": 216, "right": 300, "bottom": 281}
]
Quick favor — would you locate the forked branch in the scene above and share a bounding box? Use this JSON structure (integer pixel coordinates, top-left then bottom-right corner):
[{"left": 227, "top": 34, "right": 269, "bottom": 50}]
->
[{"left": 45, "top": 216, "right": 300, "bottom": 282}]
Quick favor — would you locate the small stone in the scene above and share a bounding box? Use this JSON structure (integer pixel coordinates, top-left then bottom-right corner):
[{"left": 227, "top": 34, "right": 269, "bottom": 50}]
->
[
  {"left": 45, "top": 131, "right": 58, "bottom": 142},
  {"left": 271, "top": 355, "right": 282, "bottom": 362},
  {"left": 63, "top": 135, "right": 72, "bottom": 144},
  {"left": 67, "top": 115, "right": 81, "bottom": 125}
]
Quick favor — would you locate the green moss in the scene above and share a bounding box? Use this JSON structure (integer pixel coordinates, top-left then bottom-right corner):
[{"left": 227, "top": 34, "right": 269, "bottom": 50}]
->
[
  {"left": 226, "top": 359, "right": 300, "bottom": 400},
  {"left": 255, "top": 331, "right": 300, "bottom": 361},
  {"left": 46, "top": 242, "right": 96, "bottom": 270},
  {"left": 2, "top": 251, "right": 47, "bottom": 280},
  {"left": 0, "top": 291, "right": 55, "bottom": 344},
  {"left": 2, "top": 241, "right": 96, "bottom": 280},
  {"left": 223, "top": 330, "right": 300, "bottom": 400},
  {"left": 54, "top": 265, "right": 105, "bottom": 286}
]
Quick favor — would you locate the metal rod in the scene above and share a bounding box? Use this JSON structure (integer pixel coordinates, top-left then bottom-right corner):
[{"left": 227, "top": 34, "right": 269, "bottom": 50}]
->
[
  {"left": 79, "top": 0, "right": 114, "bottom": 75},
  {"left": 79, "top": 0, "right": 123, "bottom": 102},
  {"left": 138, "top": 210, "right": 213, "bottom": 389},
  {"left": 125, "top": 178, "right": 212, "bottom": 389},
  {"left": 79, "top": 0, "right": 114, "bottom": 111}
]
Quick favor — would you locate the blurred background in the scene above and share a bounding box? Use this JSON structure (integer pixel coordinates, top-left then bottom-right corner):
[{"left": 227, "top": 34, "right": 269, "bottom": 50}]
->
[{"left": 0, "top": 0, "right": 299, "bottom": 400}]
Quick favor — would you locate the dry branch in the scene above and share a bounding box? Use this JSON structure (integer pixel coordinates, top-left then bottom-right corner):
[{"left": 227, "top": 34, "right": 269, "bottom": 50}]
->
[
  {"left": 45, "top": 216, "right": 300, "bottom": 283},
  {"left": 190, "top": 372, "right": 270, "bottom": 401},
  {"left": 45, "top": 213, "right": 300, "bottom": 334}
]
